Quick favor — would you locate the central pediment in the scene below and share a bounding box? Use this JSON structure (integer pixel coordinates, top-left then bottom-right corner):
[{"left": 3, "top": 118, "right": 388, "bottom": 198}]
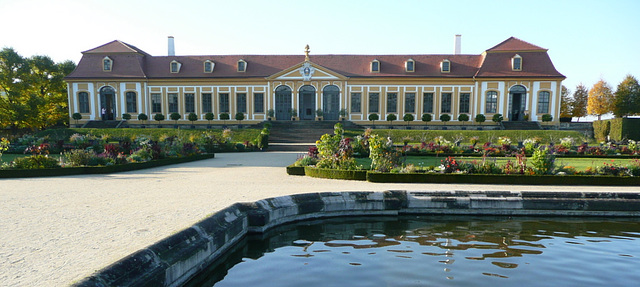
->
[{"left": 266, "top": 61, "right": 349, "bottom": 81}]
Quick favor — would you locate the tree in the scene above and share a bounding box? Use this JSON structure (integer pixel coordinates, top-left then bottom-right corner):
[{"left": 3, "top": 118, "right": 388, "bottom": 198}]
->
[
  {"left": 72, "top": 113, "right": 82, "bottom": 125},
  {"left": 154, "top": 113, "right": 165, "bottom": 125},
  {"left": 612, "top": 74, "right": 640, "bottom": 118},
  {"left": 421, "top": 113, "right": 432, "bottom": 126},
  {"left": 386, "top": 113, "right": 397, "bottom": 125},
  {"left": 205, "top": 112, "right": 214, "bottom": 125},
  {"left": 137, "top": 113, "right": 148, "bottom": 124},
  {"left": 572, "top": 84, "right": 589, "bottom": 121},
  {"left": 560, "top": 85, "right": 574, "bottom": 119},
  {"left": 188, "top": 112, "right": 198, "bottom": 125},
  {"left": 235, "top": 112, "right": 245, "bottom": 125},
  {"left": 403, "top": 113, "right": 414, "bottom": 126},
  {"left": 458, "top": 113, "right": 469, "bottom": 124},
  {"left": 439, "top": 114, "right": 451, "bottom": 125},
  {"left": 170, "top": 112, "right": 181, "bottom": 126},
  {"left": 368, "top": 113, "right": 379, "bottom": 126},
  {"left": 492, "top": 113, "right": 503, "bottom": 123},
  {"left": 220, "top": 112, "right": 230, "bottom": 125},
  {"left": 0, "top": 48, "right": 75, "bottom": 131},
  {"left": 587, "top": 79, "right": 614, "bottom": 120}
]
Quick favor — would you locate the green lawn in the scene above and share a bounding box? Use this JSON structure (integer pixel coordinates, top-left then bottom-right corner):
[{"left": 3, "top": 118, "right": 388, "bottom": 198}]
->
[{"left": 355, "top": 156, "right": 636, "bottom": 171}]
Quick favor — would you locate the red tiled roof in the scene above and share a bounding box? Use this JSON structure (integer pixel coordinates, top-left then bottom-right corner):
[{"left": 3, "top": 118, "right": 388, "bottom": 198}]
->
[
  {"left": 66, "top": 37, "right": 564, "bottom": 80},
  {"left": 486, "top": 37, "right": 546, "bottom": 52}
]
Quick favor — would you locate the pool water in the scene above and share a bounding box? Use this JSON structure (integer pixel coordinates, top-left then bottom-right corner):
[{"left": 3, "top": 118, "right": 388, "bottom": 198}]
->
[{"left": 186, "top": 216, "right": 640, "bottom": 287}]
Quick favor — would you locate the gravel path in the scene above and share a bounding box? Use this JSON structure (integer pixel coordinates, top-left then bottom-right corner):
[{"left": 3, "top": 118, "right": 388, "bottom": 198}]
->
[{"left": 1, "top": 152, "right": 637, "bottom": 286}]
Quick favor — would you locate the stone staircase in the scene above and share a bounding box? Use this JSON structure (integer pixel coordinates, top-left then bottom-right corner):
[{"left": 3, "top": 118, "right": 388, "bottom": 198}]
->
[
  {"left": 268, "top": 120, "right": 360, "bottom": 152},
  {"left": 501, "top": 121, "right": 541, "bottom": 130},
  {"left": 82, "top": 120, "right": 127, "bottom": 128}
]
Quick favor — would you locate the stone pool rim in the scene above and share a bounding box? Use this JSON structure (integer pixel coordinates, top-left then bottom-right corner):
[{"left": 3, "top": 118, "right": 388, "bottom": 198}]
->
[{"left": 72, "top": 190, "right": 640, "bottom": 287}]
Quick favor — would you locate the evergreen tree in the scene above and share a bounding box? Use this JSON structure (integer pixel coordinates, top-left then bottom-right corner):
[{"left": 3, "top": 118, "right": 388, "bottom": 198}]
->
[
  {"left": 559, "top": 85, "right": 573, "bottom": 118},
  {"left": 587, "top": 79, "right": 614, "bottom": 120},
  {"left": 612, "top": 74, "right": 640, "bottom": 118},
  {"left": 572, "top": 84, "right": 588, "bottom": 121}
]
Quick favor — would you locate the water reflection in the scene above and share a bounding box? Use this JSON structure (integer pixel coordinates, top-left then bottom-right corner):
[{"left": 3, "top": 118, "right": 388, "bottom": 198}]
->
[{"left": 186, "top": 216, "right": 640, "bottom": 287}]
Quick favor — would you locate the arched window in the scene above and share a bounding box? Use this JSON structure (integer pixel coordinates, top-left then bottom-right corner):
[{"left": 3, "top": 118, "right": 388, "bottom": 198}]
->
[
  {"left": 103, "top": 57, "right": 112, "bottom": 72},
  {"left": 538, "top": 91, "right": 550, "bottom": 114},
  {"left": 512, "top": 54, "right": 522, "bottom": 71},
  {"left": 371, "top": 59, "right": 380, "bottom": 73},
  {"left": 237, "top": 59, "right": 247, "bottom": 72},
  {"left": 204, "top": 60, "right": 214, "bottom": 73},
  {"left": 486, "top": 91, "right": 498, "bottom": 113},
  {"left": 405, "top": 59, "right": 415, "bottom": 72},
  {"left": 170, "top": 61, "right": 181, "bottom": 73},
  {"left": 441, "top": 59, "right": 450, "bottom": 73}
]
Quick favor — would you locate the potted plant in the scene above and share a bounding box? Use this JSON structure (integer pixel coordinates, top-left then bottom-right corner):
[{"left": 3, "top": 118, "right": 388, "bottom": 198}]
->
[
  {"left": 267, "top": 109, "right": 275, "bottom": 121},
  {"left": 170, "top": 112, "right": 181, "bottom": 128},
  {"left": 137, "top": 113, "right": 148, "bottom": 128},
  {"left": 403, "top": 113, "right": 414, "bottom": 129},
  {"left": 386, "top": 113, "right": 396, "bottom": 129},
  {"left": 492, "top": 113, "right": 503, "bottom": 125},
  {"left": 235, "top": 112, "right": 245, "bottom": 128},
  {"left": 220, "top": 112, "right": 230, "bottom": 127},
  {"left": 154, "top": 113, "right": 165, "bottom": 128},
  {"left": 440, "top": 114, "right": 451, "bottom": 129},
  {"left": 542, "top": 114, "right": 553, "bottom": 122},
  {"left": 421, "top": 113, "right": 432, "bottom": 130},
  {"left": 205, "top": 112, "right": 214, "bottom": 128},
  {"left": 72, "top": 112, "right": 82, "bottom": 127},
  {"left": 290, "top": 109, "right": 298, "bottom": 121},
  {"left": 188, "top": 112, "right": 198, "bottom": 129},
  {"left": 369, "top": 113, "right": 379, "bottom": 127},
  {"left": 122, "top": 113, "right": 131, "bottom": 121},
  {"left": 339, "top": 108, "right": 348, "bottom": 121},
  {"left": 315, "top": 109, "right": 324, "bottom": 121}
]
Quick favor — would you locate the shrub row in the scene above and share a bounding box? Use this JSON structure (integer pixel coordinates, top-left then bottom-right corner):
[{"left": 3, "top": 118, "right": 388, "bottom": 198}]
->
[
  {"left": 288, "top": 166, "right": 640, "bottom": 186},
  {"left": 593, "top": 118, "right": 640, "bottom": 142},
  {"left": 0, "top": 154, "right": 214, "bottom": 178}
]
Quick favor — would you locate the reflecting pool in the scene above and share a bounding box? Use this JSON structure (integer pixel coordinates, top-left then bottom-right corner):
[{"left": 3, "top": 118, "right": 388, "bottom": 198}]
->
[{"left": 186, "top": 216, "right": 640, "bottom": 287}]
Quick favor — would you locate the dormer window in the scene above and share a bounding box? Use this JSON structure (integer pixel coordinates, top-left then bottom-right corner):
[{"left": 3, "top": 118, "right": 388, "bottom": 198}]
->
[
  {"left": 103, "top": 57, "right": 112, "bottom": 72},
  {"left": 170, "top": 60, "right": 181, "bottom": 73},
  {"left": 441, "top": 59, "right": 450, "bottom": 73},
  {"left": 204, "top": 60, "right": 214, "bottom": 73},
  {"left": 512, "top": 54, "right": 522, "bottom": 71},
  {"left": 371, "top": 59, "right": 380, "bottom": 73},
  {"left": 405, "top": 59, "right": 415, "bottom": 72},
  {"left": 237, "top": 59, "right": 246, "bottom": 72}
]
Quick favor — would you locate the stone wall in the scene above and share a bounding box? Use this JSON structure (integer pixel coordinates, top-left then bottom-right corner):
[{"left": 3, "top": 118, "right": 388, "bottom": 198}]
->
[{"left": 73, "top": 190, "right": 640, "bottom": 287}]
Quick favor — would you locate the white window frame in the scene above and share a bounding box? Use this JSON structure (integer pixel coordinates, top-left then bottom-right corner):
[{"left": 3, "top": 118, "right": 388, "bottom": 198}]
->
[
  {"left": 441, "top": 59, "right": 450, "bottom": 73},
  {"left": 170, "top": 60, "right": 182, "bottom": 73}
]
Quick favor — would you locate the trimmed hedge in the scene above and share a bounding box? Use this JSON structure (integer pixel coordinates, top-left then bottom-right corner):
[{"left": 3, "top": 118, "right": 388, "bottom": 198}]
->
[
  {"left": 0, "top": 154, "right": 215, "bottom": 178},
  {"left": 304, "top": 167, "right": 367, "bottom": 180},
  {"left": 366, "top": 172, "right": 640, "bottom": 186},
  {"left": 594, "top": 118, "right": 640, "bottom": 142},
  {"left": 286, "top": 165, "right": 306, "bottom": 176}
]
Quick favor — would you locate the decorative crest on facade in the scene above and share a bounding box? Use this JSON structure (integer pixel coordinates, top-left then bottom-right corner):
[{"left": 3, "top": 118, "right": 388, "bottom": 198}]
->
[{"left": 299, "top": 62, "right": 315, "bottom": 81}]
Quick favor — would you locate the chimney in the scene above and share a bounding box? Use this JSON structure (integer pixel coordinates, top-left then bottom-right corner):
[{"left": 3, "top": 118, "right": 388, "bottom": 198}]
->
[
  {"left": 454, "top": 34, "right": 462, "bottom": 55},
  {"left": 168, "top": 36, "right": 175, "bottom": 56}
]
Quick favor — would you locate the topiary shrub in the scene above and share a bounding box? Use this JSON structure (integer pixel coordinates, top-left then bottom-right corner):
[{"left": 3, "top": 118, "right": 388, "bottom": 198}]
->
[
  {"left": 188, "top": 112, "right": 198, "bottom": 124},
  {"left": 369, "top": 113, "right": 379, "bottom": 126},
  {"left": 122, "top": 113, "right": 132, "bottom": 121},
  {"left": 422, "top": 113, "right": 432, "bottom": 124},
  {"left": 492, "top": 113, "right": 503, "bottom": 123},
  {"left": 440, "top": 114, "right": 451, "bottom": 125},
  {"left": 170, "top": 112, "right": 181, "bottom": 125},
  {"left": 72, "top": 113, "right": 82, "bottom": 125},
  {"left": 475, "top": 114, "right": 486, "bottom": 124},
  {"left": 137, "top": 113, "right": 148, "bottom": 122},
  {"left": 403, "top": 113, "right": 414, "bottom": 126},
  {"left": 542, "top": 114, "right": 553, "bottom": 122},
  {"left": 458, "top": 113, "right": 469, "bottom": 123}
]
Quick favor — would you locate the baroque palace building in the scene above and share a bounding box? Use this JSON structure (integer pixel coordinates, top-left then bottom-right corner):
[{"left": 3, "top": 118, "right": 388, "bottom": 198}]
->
[{"left": 65, "top": 36, "right": 565, "bottom": 126}]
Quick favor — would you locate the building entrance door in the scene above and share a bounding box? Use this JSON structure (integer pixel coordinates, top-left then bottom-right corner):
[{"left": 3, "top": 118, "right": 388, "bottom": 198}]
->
[
  {"left": 299, "top": 85, "right": 316, "bottom": 120},
  {"left": 508, "top": 85, "right": 527, "bottom": 121},
  {"left": 323, "top": 85, "right": 340, "bottom": 120},
  {"left": 99, "top": 86, "right": 116, "bottom": 120},
  {"left": 275, "top": 86, "right": 292, "bottom": 120}
]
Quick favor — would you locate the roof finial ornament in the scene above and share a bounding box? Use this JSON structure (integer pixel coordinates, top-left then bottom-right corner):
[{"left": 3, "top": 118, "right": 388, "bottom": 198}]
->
[{"left": 304, "top": 44, "right": 310, "bottom": 61}]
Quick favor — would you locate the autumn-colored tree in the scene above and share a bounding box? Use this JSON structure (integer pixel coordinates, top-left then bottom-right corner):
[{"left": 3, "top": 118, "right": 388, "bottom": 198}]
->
[
  {"left": 572, "top": 84, "right": 588, "bottom": 121},
  {"left": 587, "top": 79, "right": 614, "bottom": 120},
  {"left": 0, "top": 48, "right": 75, "bottom": 131},
  {"left": 559, "top": 85, "right": 573, "bottom": 118},
  {"left": 612, "top": 74, "right": 640, "bottom": 118}
]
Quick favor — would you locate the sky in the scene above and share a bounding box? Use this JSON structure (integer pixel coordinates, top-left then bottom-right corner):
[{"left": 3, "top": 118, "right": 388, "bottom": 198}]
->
[{"left": 1, "top": 0, "right": 639, "bottom": 95}]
